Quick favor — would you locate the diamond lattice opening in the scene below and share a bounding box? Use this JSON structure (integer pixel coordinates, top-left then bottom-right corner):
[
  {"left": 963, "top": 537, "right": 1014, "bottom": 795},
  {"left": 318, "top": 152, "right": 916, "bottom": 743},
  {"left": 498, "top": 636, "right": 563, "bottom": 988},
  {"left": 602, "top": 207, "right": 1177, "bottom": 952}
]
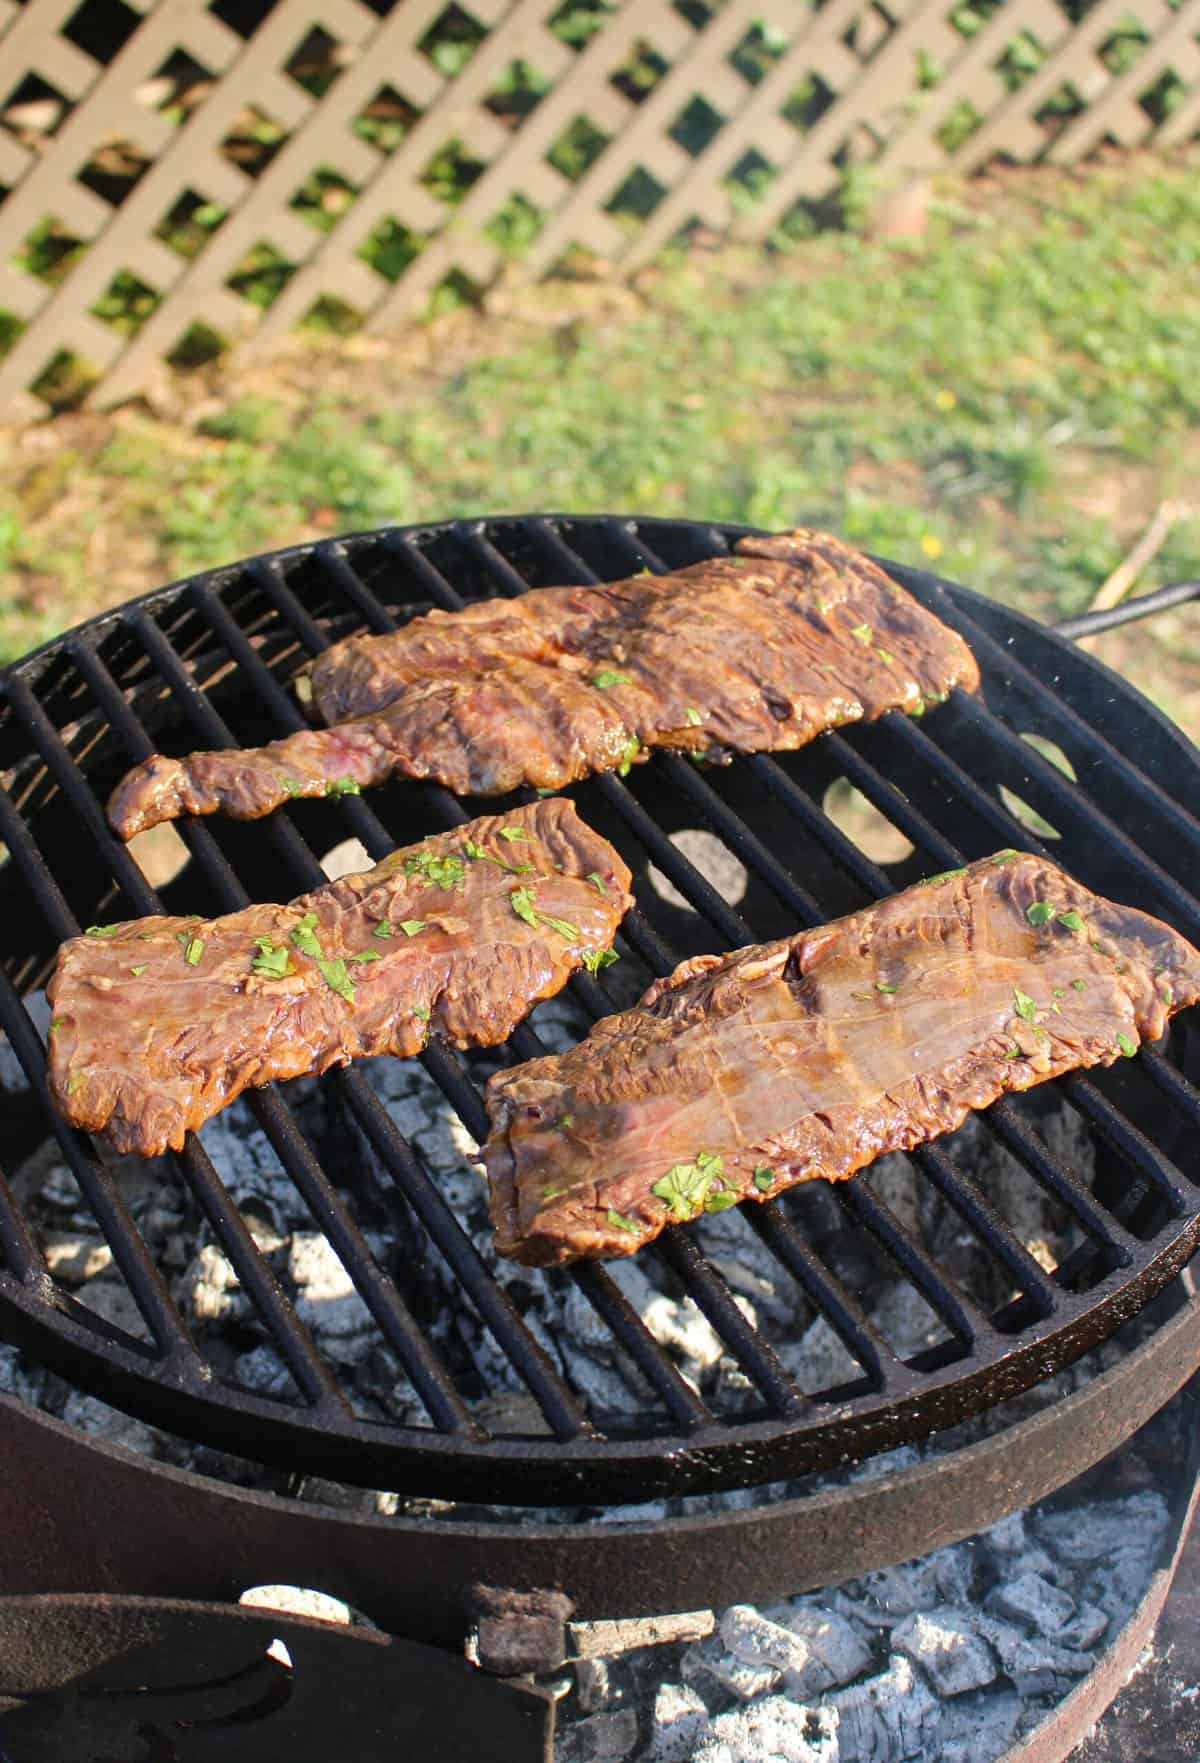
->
[
  {"left": 487, "top": 58, "right": 552, "bottom": 124},
  {"left": 937, "top": 97, "right": 984, "bottom": 152},
  {"left": 155, "top": 189, "right": 227, "bottom": 261},
  {"left": 357, "top": 217, "right": 424, "bottom": 283},
  {"left": 354, "top": 84, "right": 422, "bottom": 155},
  {"left": 63, "top": 0, "right": 140, "bottom": 64},
  {"left": 1138, "top": 68, "right": 1187, "bottom": 124},
  {"left": 14, "top": 215, "right": 84, "bottom": 288},
  {"left": 1, "top": 75, "right": 71, "bottom": 144},
  {"left": 146, "top": 48, "right": 215, "bottom": 127},
  {"left": 484, "top": 193, "right": 544, "bottom": 255},
  {"left": 284, "top": 26, "right": 347, "bottom": 99},
  {"left": 418, "top": 4, "right": 488, "bottom": 79},
  {"left": 724, "top": 148, "right": 777, "bottom": 215},
  {"left": 548, "top": 0, "right": 617, "bottom": 50},
  {"left": 670, "top": 93, "right": 724, "bottom": 158},
  {"left": 995, "top": 30, "right": 1046, "bottom": 93},
  {"left": 730, "top": 18, "right": 790, "bottom": 85},
  {"left": 225, "top": 241, "right": 295, "bottom": 311},
  {"left": 1035, "top": 81, "right": 1087, "bottom": 133},
  {"left": 546, "top": 113, "right": 611, "bottom": 182},
  {"left": 605, "top": 165, "right": 668, "bottom": 230},
  {"left": 611, "top": 38, "right": 671, "bottom": 105},
  {"left": 1098, "top": 18, "right": 1150, "bottom": 74},
  {"left": 290, "top": 165, "right": 357, "bottom": 235},
  {"left": 420, "top": 137, "right": 486, "bottom": 206},
  {"left": 781, "top": 74, "right": 836, "bottom": 133},
  {"left": 221, "top": 106, "right": 289, "bottom": 178},
  {"left": 90, "top": 269, "right": 160, "bottom": 336}
]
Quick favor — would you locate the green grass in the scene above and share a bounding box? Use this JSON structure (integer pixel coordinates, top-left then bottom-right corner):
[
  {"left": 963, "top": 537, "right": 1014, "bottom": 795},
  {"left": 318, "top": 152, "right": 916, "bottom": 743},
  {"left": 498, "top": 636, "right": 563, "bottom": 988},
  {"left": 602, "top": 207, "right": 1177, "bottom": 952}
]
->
[{"left": 1, "top": 155, "right": 1198, "bottom": 698}]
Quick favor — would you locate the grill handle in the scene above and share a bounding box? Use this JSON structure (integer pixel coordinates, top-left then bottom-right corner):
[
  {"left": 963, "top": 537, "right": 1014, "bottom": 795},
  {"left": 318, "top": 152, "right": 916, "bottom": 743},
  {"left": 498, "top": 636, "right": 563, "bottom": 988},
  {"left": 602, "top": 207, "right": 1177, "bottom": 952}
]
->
[{"left": 1055, "top": 579, "right": 1200, "bottom": 641}]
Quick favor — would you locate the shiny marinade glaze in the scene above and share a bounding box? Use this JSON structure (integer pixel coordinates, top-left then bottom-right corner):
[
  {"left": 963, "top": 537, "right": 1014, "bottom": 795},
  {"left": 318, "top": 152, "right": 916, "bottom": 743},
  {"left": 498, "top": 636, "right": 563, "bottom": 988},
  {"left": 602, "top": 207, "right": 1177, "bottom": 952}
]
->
[
  {"left": 106, "top": 528, "right": 979, "bottom": 839},
  {"left": 48, "top": 798, "right": 632, "bottom": 1157},
  {"left": 483, "top": 853, "right": 1200, "bottom": 1266}
]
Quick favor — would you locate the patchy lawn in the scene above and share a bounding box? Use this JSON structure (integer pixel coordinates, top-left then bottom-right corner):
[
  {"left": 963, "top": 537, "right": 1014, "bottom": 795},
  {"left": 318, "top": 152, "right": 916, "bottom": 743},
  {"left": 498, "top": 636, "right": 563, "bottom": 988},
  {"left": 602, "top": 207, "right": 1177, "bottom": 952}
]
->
[{"left": 1, "top": 146, "right": 1198, "bottom": 736}]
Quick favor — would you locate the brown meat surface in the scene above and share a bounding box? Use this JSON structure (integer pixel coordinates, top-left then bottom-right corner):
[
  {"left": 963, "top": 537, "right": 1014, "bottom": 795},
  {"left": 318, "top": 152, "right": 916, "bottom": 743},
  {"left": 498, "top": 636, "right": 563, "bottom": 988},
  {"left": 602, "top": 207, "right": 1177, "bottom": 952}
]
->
[
  {"left": 107, "top": 529, "right": 979, "bottom": 839},
  {"left": 483, "top": 853, "right": 1200, "bottom": 1266},
  {"left": 48, "top": 799, "right": 631, "bottom": 1157}
]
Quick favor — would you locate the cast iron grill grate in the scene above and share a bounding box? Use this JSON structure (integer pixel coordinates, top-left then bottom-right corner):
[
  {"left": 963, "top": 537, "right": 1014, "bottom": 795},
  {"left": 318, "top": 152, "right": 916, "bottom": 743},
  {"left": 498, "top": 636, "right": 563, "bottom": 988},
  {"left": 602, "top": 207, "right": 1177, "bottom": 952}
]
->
[{"left": 0, "top": 514, "right": 1198, "bottom": 1506}]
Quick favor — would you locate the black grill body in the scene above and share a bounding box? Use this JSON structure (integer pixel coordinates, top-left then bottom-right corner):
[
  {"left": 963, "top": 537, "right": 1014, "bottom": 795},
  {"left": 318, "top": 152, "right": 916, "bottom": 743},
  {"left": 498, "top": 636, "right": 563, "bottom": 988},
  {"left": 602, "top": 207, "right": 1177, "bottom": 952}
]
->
[{"left": 0, "top": 513, "right": 1198, "bottom": 1524}]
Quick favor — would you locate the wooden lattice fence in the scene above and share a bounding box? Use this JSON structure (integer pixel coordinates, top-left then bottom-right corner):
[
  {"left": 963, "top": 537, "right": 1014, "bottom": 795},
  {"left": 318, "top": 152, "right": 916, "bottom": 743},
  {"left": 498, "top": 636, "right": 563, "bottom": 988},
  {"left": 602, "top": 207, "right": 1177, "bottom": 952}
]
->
[{"left": 1, "top": 0, "right": 1197, "bottom": 417}]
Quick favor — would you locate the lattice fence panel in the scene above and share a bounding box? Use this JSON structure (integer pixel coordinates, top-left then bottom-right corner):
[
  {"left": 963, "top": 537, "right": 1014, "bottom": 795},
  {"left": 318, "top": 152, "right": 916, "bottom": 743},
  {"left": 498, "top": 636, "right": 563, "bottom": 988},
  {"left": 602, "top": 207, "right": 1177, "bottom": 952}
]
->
[{"left": 1, "top": 0, "right": 1197, "bottom": 414}]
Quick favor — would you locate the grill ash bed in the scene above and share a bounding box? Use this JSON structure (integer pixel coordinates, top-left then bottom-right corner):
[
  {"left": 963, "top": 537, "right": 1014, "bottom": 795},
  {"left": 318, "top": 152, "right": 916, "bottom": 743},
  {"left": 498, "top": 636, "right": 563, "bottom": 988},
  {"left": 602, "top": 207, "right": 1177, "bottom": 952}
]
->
[{"left": 0, "top": 515, "right": 1198, "bottom": 1761}]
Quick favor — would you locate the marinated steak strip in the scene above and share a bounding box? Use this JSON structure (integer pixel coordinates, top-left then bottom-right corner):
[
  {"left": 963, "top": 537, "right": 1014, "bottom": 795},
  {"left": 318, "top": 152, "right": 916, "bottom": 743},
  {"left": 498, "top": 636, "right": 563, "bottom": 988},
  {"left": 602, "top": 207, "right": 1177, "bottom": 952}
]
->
[
  {"left": 483, "top": 853, "right": 1200, "bottom": 1266},
  {"left": 48, "top": 799, "right": 631, "bottom": 1157},
  {"left": 107, "top": 529, "right": 979, "bottom": 839}
]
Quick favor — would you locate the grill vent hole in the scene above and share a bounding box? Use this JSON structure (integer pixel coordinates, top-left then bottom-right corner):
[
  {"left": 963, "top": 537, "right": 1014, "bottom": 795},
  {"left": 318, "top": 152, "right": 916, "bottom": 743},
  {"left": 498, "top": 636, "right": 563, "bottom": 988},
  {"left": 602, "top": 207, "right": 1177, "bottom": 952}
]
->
[
  {"left": 647, "top": 829, "right": 749, "bottom": 909},
  {"left": 998, "top": 787, "right": 1061, "bottom": 840},
  {"left": 821, "top": 781, "right": 914, "bottom": 865},
  {"left": 1019, "top": 732, "right": 1078, "bottom": 780}
]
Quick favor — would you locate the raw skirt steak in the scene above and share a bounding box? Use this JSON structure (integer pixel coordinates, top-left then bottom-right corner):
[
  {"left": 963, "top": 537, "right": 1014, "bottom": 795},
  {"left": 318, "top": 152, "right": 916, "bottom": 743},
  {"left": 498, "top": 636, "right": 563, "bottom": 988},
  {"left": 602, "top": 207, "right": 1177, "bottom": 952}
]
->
[
  {"left": 483, "top": 853, "right": 1200, "bottom": 1266},
  {"left": 48, "top": 799, "right": 631, "bottom": 1156},
  {"left": 107, "top": 529, "right": 979, "bottom": 839}
]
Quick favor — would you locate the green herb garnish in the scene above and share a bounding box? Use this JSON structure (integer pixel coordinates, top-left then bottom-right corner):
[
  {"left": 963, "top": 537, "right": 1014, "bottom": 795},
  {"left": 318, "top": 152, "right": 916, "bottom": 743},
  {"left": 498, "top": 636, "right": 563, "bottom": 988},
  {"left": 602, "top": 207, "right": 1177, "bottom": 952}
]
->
[
  {"left": 317, "top": 958, "right": 355, "bottom": 1003},
  {"left": 1058, "top": 909, "right": 1083, "bottom": 931},
  {"left": 348, "top": 949, "right": 381, "bottom": 964},
  {"left": 850, "top": 622, "right": 873, "bottom": 644},
  {"left": 280, "top": 775, "right": 301, "bottom": 797},
  {"left": 587, "top": 872, "right": 607, "bottom": 895},
  {"left": 753, "top": 1167, "right": 774, "bottom": 1191},
  {"left": 509, "top": 887, "right": 540, "bottom": 928},
  {"left": 920, "top": 867, "right": 967, "bottom": 886},
  {"left": 372, "top": 921, "right": 393, "bottom": 939},
  {"left": 617, "top": 735, "right": 640, "bottom": 777},
  {"left": 404, "top": 849, "right": 466, "bottom": 892},
  {"left": 1116, "top": 1031, "right": 1137, "bottom": 1058},
  {"left": 184, "top": 937, "right": 204, "bottom": 966},
  {"left": 1013, "top": 988, "right": 1038, "bottom": 1024},
  {"left": 399, "top": 920, "right": 429, "bottom": 937},
  {"left": 705, "top": 1190, "right": 739, "bottom": 1213},
  {"left": 991, "top": 849, "right": 1018, "bottom": 864},
  {"left": 326, "top": 775, "right": 360, "bottom": 796},
  {"left": 542, "top": 1187, "right": 568, "bottom": 1202},
  {"left": 252, "top": 938, "right": 294, "bottom": 979},
  {"left": 592, "top": 669, "right": 633, "bottom": 689},
  {"left": 850, "top": 990, "right": 874, "bottom": 1001},
  {"left": 540, "top": 913, "right": 580, "bottom": 942},
  {"left": 67, "top": 1074, "right": 83, "bottom": 1095},
  {"left": 606, "top": 1208, "right": 640, "bottom": 1234},
  {"left": 129, "top": 965, "right": 147, "bottom": 977},
  {"left": 85, "top": 923, "right": 122, "bottom": 938},
  {"left": 581, "top": 947, "right": 619, "bottom": 975},
  {"left": 1004, "top": 1044, "right": 1022, "bottom": 1060},
  {"left": 652, "top": 1153, "right": 723, "bottom": 1221},
  {"left": 413, "top": 1004, "right": 431, "bottom": 1021},
  {"left": 908, "top": 701, "right": 925, "bottom": 719},
  {"left": 498, "top": 826, "right": 528, "bottom": 843},
  {"left": 876, "top": 981, "right": 898, "bottom": 994},
  {"left": 685, "top": 706, "right": 704, "bottom": 726},
  {"left": 1026, "top": 901, "right": 1057, "bottom": 927},
  {"left": 876, "top": 647, "right": 895, "bottom": 665},
  {"left": 1072, "top": 978, "right": 1087, "bottom": 991},
  {"left": 291, "top": 912, "right": 322, "bottom": 958},
  {"left": 49, "top": 1018, "right": 64, "bottom": 1031}
]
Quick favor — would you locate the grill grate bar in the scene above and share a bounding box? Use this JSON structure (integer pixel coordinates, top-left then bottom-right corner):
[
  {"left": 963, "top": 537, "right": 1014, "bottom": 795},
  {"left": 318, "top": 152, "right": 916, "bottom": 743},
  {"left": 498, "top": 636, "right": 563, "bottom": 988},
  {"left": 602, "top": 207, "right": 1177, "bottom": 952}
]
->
[
  {"left": 943, "top": 694, "right": 1200, "bottom": 942},
  {"left": 912, "top": 1142, "right": 1059, "bottom": 1316},
  {"left": 654, "top": 1228, "right": 806, "bottom": 1419},
  {"left": 1064, "top": 1076, "right": 1190, "bottom": 1209},
  {"left": 569, "top": 1261, "right": 714, "bottom": 1428},
  {"left": 0, "top": 964, "right": 199, "bottom": 1366},
  {"left": 78, "top": 619, "right": 585, "bottom": 1440},
  {"left": 902, "top": 565, "right": 1200, "bottom": 852},
  {"left": 0, "top": 1162, "right": 45, "bottom": 1285},
  {"left": 315, "top": 540, "right": 401, "bottom": 634},
  {"left": 175, "top": 1134, "right": 350, "bottom": 1415},
  {"left": 333, "top": 1065, "right": 592, "bottom": 1441},
  {"left": 1140, "top": 1047, "right": 1200, "bottom": 1127},
  {"left": 658, "top": 752, "right": 827, "bottom": 926},
  {"left": 745, "top": 1202, "right": 915, "bottom": 1395},
  {"left": 837, "top": 1178, "right": 987, "bottom": 1351},
  {"left": 63, "top": 638, "right": 483, "bottom": 1434},
  {"left": 0, "top": 781, "right": 81, "bottom": 948}
]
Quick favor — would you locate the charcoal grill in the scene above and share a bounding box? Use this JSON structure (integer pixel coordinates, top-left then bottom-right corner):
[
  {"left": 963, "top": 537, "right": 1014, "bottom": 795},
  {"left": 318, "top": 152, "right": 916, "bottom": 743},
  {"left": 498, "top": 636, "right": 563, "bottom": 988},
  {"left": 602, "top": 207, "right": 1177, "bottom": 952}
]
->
[{"left": 1, "top": 516, "right": 1199, "bottom": 1723}]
